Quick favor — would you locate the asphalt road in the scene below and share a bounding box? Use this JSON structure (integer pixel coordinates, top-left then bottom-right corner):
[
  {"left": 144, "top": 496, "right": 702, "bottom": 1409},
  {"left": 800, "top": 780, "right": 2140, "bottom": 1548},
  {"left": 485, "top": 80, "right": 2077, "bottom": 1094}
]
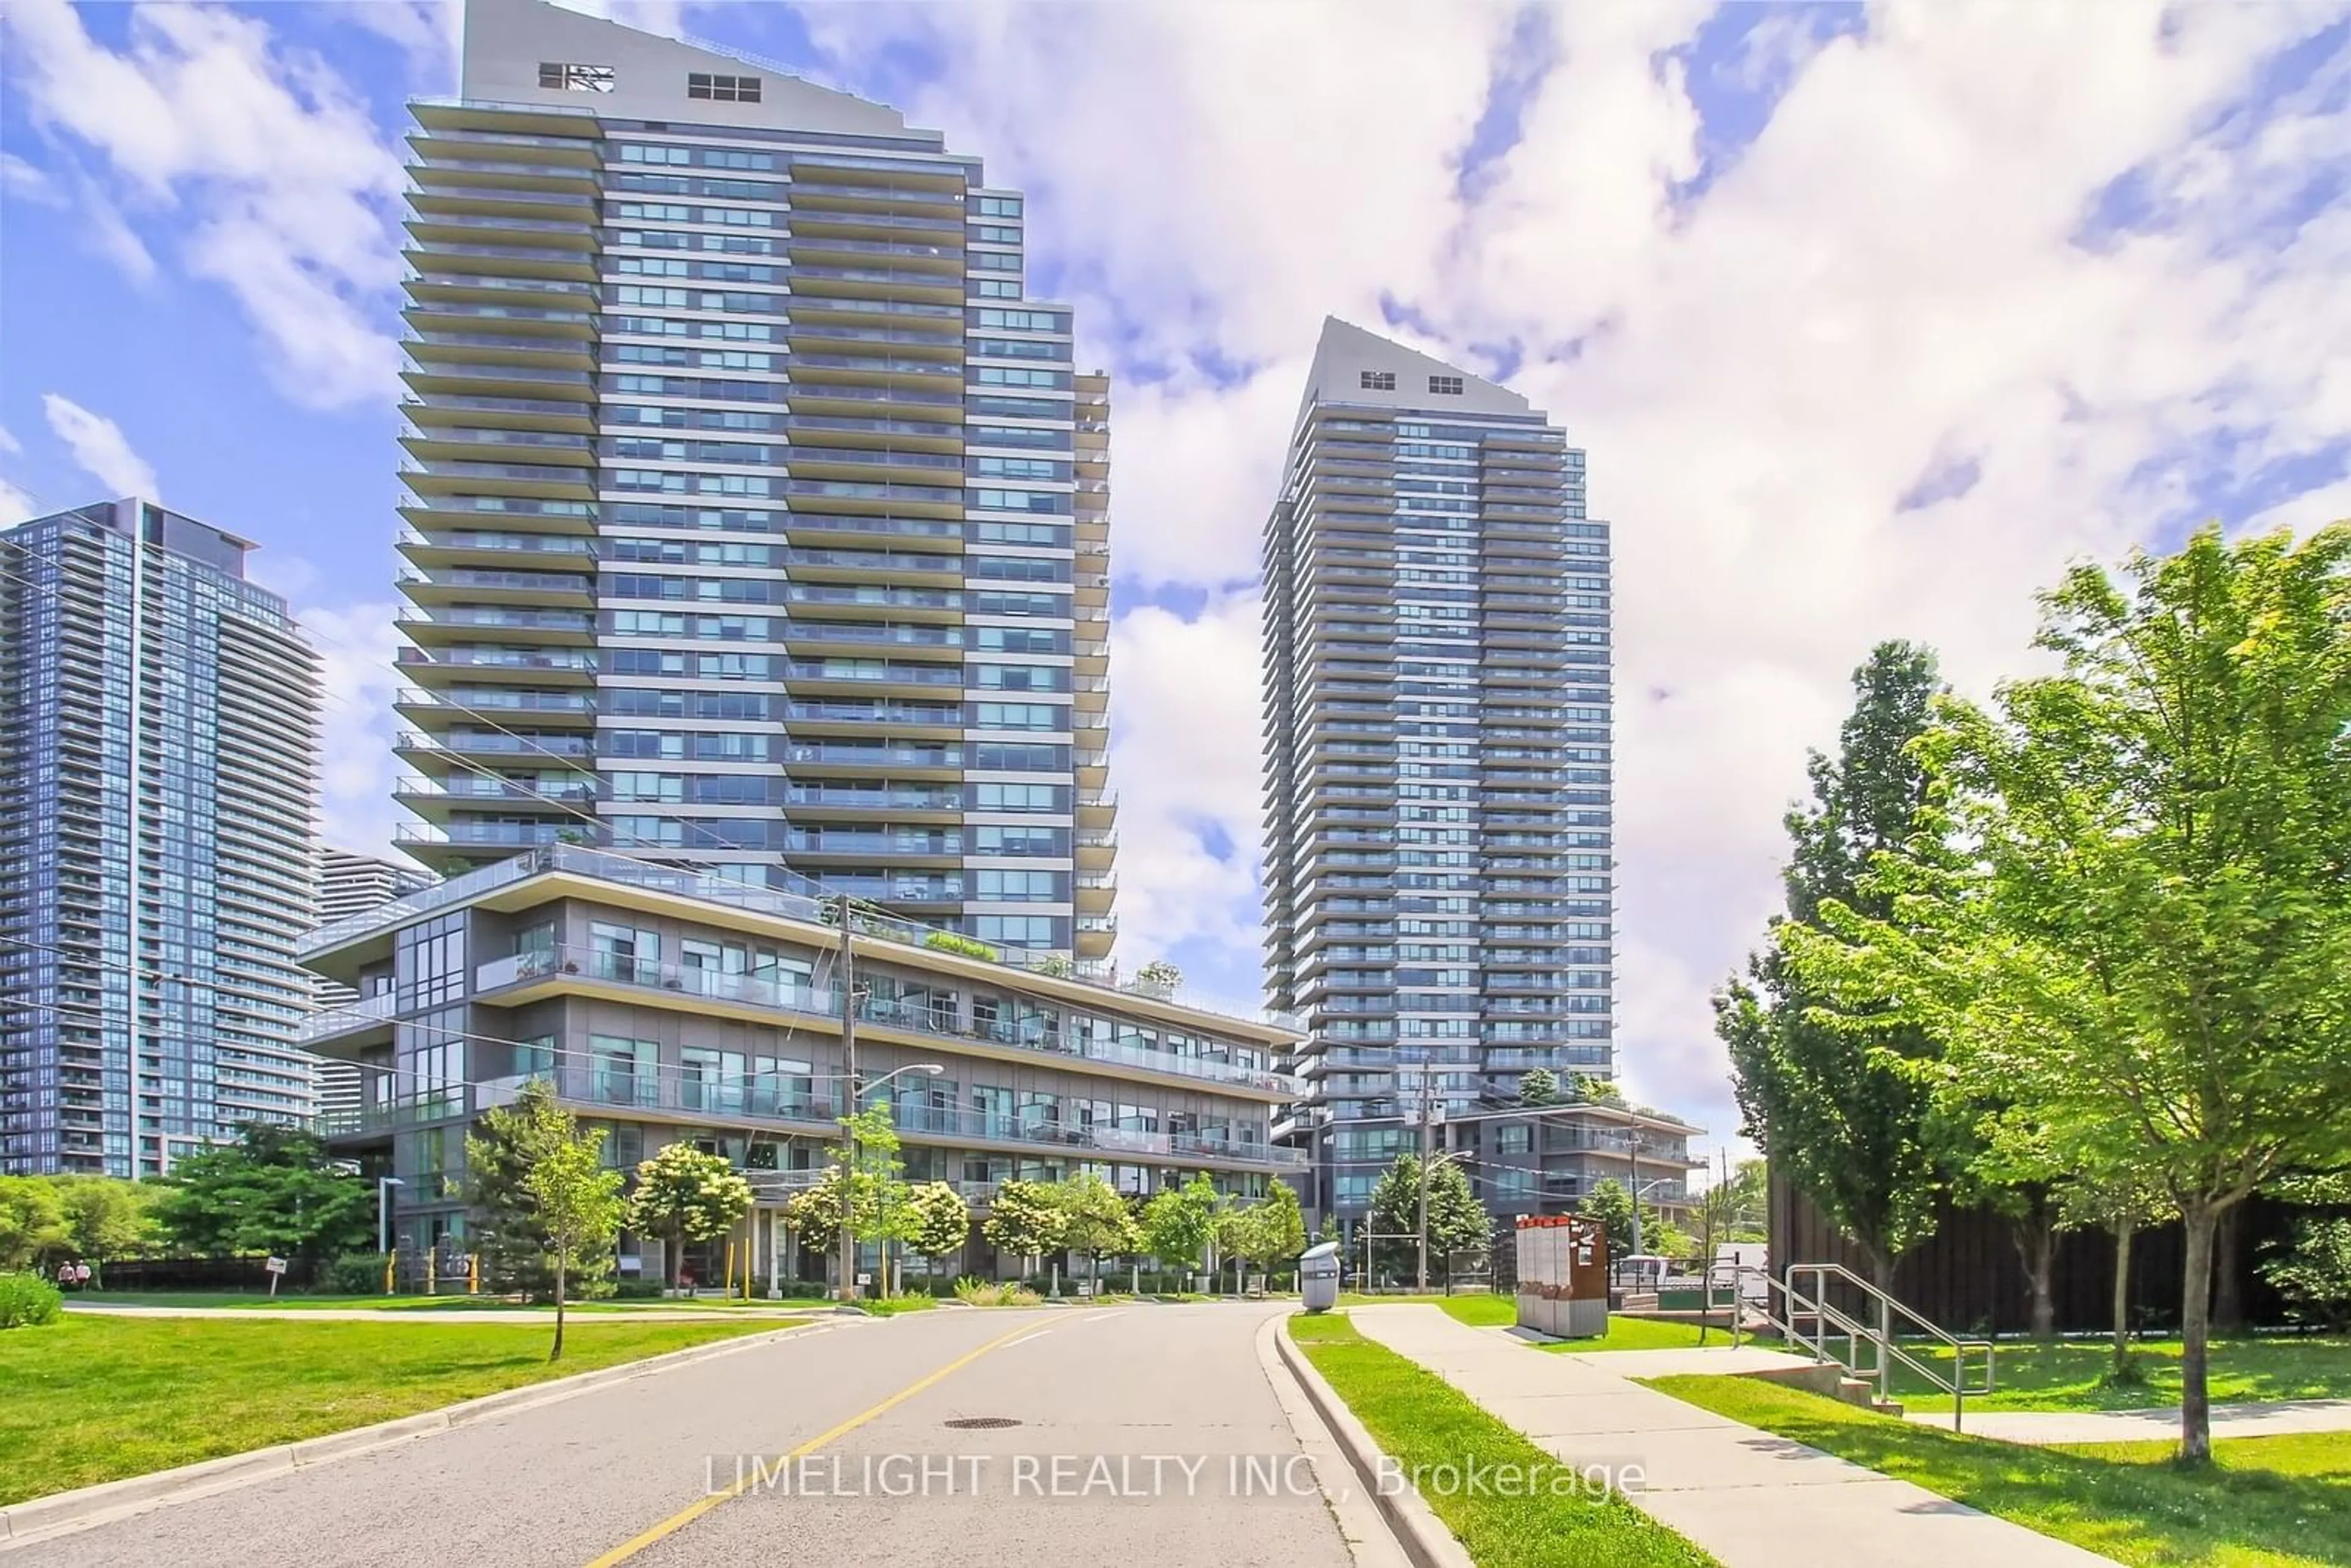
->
[{"left": 21, "top": 1304, "right": 1359, "bottom": 1568}]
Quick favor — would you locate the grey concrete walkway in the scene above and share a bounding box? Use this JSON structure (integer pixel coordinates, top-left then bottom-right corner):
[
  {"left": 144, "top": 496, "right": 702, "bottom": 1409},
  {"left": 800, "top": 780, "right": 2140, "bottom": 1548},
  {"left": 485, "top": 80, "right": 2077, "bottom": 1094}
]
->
[
  {"left": 1351, "top": 1305, "right": 2115, "bottom": 1568},
  {"left": 1913, "top": 1397, "right": 2351, "bottom": 1446}
]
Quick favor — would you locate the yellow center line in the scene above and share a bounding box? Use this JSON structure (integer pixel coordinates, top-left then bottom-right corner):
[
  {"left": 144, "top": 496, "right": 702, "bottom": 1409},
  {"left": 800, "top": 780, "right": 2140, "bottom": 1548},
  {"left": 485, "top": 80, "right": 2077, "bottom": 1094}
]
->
[{"left": 582, "top": 1316, "right": 1043, "bottom": 1567}]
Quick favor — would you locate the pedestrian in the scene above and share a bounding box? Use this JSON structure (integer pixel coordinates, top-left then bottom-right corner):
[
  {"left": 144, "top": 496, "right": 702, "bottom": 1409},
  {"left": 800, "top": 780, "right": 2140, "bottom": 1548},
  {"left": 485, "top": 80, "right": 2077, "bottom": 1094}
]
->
[{"left": 75, "top": 1261, "right": 92, "bottom": 1289}]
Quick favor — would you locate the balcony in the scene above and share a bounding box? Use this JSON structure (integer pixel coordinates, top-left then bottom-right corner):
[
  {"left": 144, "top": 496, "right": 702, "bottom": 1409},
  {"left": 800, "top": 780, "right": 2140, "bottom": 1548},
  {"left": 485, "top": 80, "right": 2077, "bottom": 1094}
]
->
[
  {"left": 296, "top": 989, "right": 397, "bottom": 1043},
  {"left": 472, "top": 946, "right": 1295, "bottom": 1102}
]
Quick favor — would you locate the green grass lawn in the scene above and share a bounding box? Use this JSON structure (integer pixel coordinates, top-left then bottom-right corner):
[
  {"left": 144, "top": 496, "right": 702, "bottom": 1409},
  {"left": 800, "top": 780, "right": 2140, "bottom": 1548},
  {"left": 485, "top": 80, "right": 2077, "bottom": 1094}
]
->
[
  {"left": 1888, "top": 1335, "right": 2351, "bottom": 1414},
  {"left": 1536, "top": 1317, "right": 1736, "bottom": 1353},
  {"left": 1290, "top": 1313, "right": 1717, "bottom": 1568},
  {"left": 1648, "top": 1373, "right": 2351, "bottom": 1566},
  {"left": 0, "top": 1313, "right": 790, "bottom": 1506},
  {"left": 68, "top": 1291, "right": 821, "bottom": 1313}
]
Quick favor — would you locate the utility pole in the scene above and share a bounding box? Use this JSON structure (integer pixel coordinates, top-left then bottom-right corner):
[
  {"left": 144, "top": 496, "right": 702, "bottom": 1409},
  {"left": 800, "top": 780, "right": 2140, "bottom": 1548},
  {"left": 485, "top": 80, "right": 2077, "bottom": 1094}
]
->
[
  {"left": 834, "top": 893, "right": 860, "bottom": 1304},
  {"left": 1414, "top": 1067, "right": 1433, "bottom": 1292}
]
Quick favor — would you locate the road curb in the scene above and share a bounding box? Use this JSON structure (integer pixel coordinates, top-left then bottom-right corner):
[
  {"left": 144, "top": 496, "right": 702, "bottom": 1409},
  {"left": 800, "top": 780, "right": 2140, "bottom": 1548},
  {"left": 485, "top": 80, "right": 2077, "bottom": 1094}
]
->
[
  {"left": 0, "top": 1318, "right": 831, "bottom": 1550},
  {"left": 1272, "top": 1315, "right": 1474, "bottom": 1568}
]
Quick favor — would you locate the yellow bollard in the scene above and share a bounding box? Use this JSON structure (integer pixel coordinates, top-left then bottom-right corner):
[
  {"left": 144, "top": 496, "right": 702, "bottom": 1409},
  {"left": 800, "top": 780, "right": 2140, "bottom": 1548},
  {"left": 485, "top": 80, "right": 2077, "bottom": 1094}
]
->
[
  {"left": 469, "top": 1254, "right": 480, "bottom": 1295},
  {"left": 426, "top": 1248, "right": 436, "bottom": 1296},
  {"left": 383, "top": 1253, "right": 394, "bottom": 1297},
  {"left": 724, "top": 1241, "right": 735, "bottom": 1301}
]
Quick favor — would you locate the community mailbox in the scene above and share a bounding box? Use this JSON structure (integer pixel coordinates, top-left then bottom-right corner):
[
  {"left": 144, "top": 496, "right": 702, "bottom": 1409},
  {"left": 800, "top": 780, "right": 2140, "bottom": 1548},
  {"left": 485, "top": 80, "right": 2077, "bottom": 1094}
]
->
[
  {"left": 1298, "top": 1242, "right": 1342, "bottom": 1313},
  {"left": 1515, "top": 1215, "right": 1609, "bottom": 1339}
]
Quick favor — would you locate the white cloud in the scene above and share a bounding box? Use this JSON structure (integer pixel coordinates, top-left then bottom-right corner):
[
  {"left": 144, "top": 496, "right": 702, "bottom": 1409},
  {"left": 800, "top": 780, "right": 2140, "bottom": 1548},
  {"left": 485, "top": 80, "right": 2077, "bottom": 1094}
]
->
[
  {"left": 0, "top": 150, "right": 62, "bottom": 204},
  {"left": 42, "top": 394, "right": 159, "bottom": 499},
  {"left": 1, "top": 0, "right": 407, "bottom": 408},
  {"left": 0, "top": 426, "right": 18, "bottom": 456},
  {"left": 795, "top": 1, "right": 2351, "bottom": 1149},
  {"left": 0, "top": 476, "right": 37, "bottom": 528}
]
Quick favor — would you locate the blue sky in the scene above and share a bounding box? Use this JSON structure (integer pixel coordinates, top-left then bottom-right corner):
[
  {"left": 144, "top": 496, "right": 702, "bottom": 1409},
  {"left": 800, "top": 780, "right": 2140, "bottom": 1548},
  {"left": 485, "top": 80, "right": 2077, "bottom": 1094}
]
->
[{"left": 6, "top": 0, "right": 2350, "bottom": 1147}]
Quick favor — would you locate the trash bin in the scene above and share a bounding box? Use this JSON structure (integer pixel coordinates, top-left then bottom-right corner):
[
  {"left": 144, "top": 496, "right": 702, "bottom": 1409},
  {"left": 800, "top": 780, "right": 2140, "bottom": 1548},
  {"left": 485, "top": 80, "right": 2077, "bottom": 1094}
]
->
[{"left": 1299, "top": 1241, "right": 1342, "bottom": 1313}]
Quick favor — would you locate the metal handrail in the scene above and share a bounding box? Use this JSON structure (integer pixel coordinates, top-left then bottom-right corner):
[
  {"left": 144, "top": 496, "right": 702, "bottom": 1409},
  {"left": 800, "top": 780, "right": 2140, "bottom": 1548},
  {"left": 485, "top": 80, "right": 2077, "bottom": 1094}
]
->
[{"left": 1733, "top": 1264, "right": 1993, "bottom": 1433}]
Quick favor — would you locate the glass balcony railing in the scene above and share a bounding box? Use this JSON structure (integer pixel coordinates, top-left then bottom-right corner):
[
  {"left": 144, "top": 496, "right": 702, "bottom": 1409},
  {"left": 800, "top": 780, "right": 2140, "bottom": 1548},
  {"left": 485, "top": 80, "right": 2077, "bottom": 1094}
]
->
[
  {"left": 473, "top": 945, "right": 1294, "bottom": 1099},
  {"left": 302, "top": 844, "right": 1300, "bottom": 1032},
  {"left": 295, "top": 989, "right": 397, "bottom": 1042}
]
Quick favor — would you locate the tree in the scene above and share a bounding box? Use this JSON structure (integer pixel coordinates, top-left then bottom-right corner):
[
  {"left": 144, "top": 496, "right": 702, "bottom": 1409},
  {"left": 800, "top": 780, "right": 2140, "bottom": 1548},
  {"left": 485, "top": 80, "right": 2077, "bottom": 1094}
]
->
[
  {"left": 2262, "top": 1215, "right": 2351, "bottom": 1332},
  {"left": 982, "top": 1179, "right": 1064, "bottom": 1272},
  {"left": 828, "top": 1105, "right": 920, "bottom": 1296},
  {"left": 1785, "top": 526, "right": 2351, "bottom": 1463},
  {"left": 0, "top": 1178, "right": 70, "bottom": 1271},
  {"left": 907, "top": 1182, "right": 970, "bottom": 1281},
  {"left": 784, "top": 1164, "right": 850, "bottom": 1249},
  {"left": 151, "top": 1125, "right": 373, "bottom": 1267},
  {"left": 1129, "top": 959, "right": 1182, "bottom": 999},
  {"left": 1716, "top": 640, "right": 1950, "bottom": 1291},
  {"left": 1050, "top": 1172, "right": 1141, "bottom": 1285},
  {"left": 1578, "top": 1178, "right": 1643, "bottom": 1265},
  {"left": 1141, "top": 1173, "right": 1220, "bottom": 1278},
  {"left": 2057, "top": 1157, "right": 2175, "bottom": 1377},
  {"left": 1720, "top": 1159, "right": 1769, "bottom": 1242},
  {"left": 1569, "top": 1072, "right": 1625, "bottom": 1107},
  {"left": 628, "top": 1144, "right": 753, "bottom": 1292},
  {"left": 51, "top": 1177, "right": 160, "bottom": 1270},
  {"left": 1232, "top": 1183, "right": 1308, "bottom": 1279},
  {"left": 516, "top": 1104, "right": 626, "bottom": 1360},
  {"left": 1518, "top": 1068, "right": 1562, "bottom": 1108},
  {"left": 1366, "top": 1155, "right": 1488, "bottom": 1281},
  {"left": 467, "top": 1081, "right": 580, "bottom": 1299}
]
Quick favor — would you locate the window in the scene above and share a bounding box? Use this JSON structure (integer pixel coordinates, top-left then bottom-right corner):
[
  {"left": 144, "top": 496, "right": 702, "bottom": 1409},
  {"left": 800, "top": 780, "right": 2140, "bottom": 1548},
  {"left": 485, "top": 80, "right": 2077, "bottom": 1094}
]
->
[
  {"left": 1360, "top": 370, "right": 1396, "bottom": 391},
  {"left": 538, "top": 61, "right": 615, "bottom": 92},
  {"left": 688, "top": 72, "right": 762, "bottom": 102},
  {"left": 1498, "top": 1123, "right": 1532, "bottom": 1155},
  {"left": 1429, "top": 375, "right": 1465, "bottom": 396}
]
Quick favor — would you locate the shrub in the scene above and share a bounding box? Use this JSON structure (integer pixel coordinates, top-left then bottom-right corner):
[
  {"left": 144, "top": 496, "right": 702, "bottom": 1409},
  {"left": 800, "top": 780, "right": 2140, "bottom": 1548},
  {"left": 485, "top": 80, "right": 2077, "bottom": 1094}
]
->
[
  {"left": 951, "top": 1276, "right": 1041, "bottom": 1307},
  {"left": 0, "top": 1272, "right": 64, "bottom": 1329},
  {"left": 922, "top": 931, "right": 999, "bottom": 961},
  {"left": 326, "top": 1253, "right": 389, "bottom": 1296},
  {"left": 863, "top": 1296, "right": 938, "bottom": 1316}
]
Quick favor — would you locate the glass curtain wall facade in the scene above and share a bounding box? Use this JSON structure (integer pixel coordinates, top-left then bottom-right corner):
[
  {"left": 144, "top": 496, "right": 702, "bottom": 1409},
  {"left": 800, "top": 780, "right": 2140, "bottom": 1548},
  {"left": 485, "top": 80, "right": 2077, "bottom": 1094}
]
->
[
  {"left": 0, "top": 498, "right": 322, "bottom": 1177},
  {"left": 393, "top": 0, "right": 1114, "bottom": 962},
  {"left": 1264, "top": 320, "right": 1611, "bottom": 1221}
]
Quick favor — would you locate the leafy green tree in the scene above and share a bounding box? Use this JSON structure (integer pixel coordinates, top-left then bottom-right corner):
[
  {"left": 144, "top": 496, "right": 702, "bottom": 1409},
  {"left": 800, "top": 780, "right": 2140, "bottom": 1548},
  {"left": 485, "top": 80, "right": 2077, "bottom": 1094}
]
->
[
  {"left": 1785, "top": 526, "right": 2351, "bottom": 1463},
  {"left": 981, "top": 1179, "right": 1064, "bottom": 1272},
  {"left": 1141, "top": 1173, "right": 1220, "bottom": 1277},
  {"left": 1365, "top": 1154, "right": 1488, "bottom": 1280},
  {"left": 2262, "top": 1216, "right": 2351, "bottom": 1332},
  {"left": 52, "top": 1177, "right": 160, "bottom": 1268},
  {"left": 1517, "top": 1068, "right": 1562, "bottom": 1107},
  {"left": 1719, "top": 1159, "right": 1769, "bottom": 1243},
  {"left": 1569, "top": 1072, "right": 1625, "bottom": 1107},
  {"left": 1051, "top": 1172, "right": 1141, "bottom": 1285},
  {"left": 784, "top": 1163, "right": 850, "bottom": 1248},
  {"left": 0, "top": 1178, "right": 70, "bottom": 1271},
  {"left": 1715, "top": 640, "right": 1949, "bottom": 1290},
  {"left": 628, "top": 1143, "right": 754, "bottom": 1291},
  {"left": 907, "top": 1181, "right": 970, "bottom": 1281},
  {"left": 516, "top": 1105, "right": 625, "bottom": 1360},
  {"left": 466, "top": 1081, "right": 591, "bottom": 1299},
  {"left": 829, "top": 1105, "right": 920, "bottom": 1294},
  {"left": 1128, "top": 959, "right": 1182, "bottom": 998},
  {"left": 151, "top": 1126, "right": 373, "bottom": 1267},
  {"left": 1578, "top": 1177, "right": 1643, "bottom": 1264},
  {"left": 2057, "top": 1156, "right": 2175, "bottom": 1377},
  {"left": 1232, "top": 1183, "right": 1308, "bottom": 1279}
]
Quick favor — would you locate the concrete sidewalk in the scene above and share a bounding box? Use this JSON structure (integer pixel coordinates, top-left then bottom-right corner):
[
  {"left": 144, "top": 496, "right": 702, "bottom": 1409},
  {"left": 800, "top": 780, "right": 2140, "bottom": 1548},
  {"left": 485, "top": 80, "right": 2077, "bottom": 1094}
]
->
[
  {"left": 1350, "top": 1305, "right": 2114, "bottom": 1568},
  {"left": 1913, "top": 1397, "right": 2351, "bottom": 1447}
]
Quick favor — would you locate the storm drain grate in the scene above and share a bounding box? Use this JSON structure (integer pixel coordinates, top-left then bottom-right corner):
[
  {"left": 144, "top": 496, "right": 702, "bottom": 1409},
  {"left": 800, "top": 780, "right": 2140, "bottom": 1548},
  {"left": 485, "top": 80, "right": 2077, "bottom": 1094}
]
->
[{"left": 943, "top": 1417, "right": 1022, "bottom": 1430}]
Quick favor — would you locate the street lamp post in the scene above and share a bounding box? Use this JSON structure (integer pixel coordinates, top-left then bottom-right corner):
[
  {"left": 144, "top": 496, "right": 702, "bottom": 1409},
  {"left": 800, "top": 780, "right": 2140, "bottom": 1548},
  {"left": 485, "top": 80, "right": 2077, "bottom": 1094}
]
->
[{"left": 378, "top": 1176, "right": 404, "bottom": 1295}]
